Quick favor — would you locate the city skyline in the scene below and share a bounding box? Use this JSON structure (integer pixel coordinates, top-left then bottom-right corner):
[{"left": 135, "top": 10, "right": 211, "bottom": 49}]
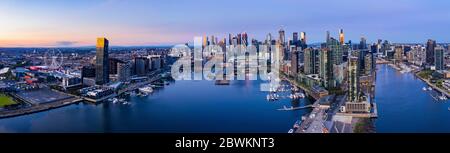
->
[{"left": 1, "top": 0, "right": 450, "bottom": 47}]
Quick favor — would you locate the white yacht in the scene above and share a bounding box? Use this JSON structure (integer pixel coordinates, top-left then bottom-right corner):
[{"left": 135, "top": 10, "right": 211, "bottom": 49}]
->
[
  {"left": 112, "top": 98, "right": 119, "bottom": 104},
  {"left": 288, "top": 129, "right": 294, "bottom": 133},
  {"left": 422, "top": 87, "right": 427, "bottom": 91},
  {"left": 438, "top": 94, "right": 447, "bottom": 101},
  {"left": 139, "top": 86, "right": 154, "bottom": 95}
]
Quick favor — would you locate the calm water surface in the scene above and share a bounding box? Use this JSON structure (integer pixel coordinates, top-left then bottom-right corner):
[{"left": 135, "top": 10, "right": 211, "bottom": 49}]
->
[{"left": 0, "top": 64, "right": 448, "bottom": 133}]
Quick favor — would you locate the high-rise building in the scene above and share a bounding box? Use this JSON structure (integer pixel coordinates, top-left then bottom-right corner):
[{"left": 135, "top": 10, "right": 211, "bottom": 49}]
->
[
  {"left": 345, "top": 56, "right": 371, "bottom": 113},
  {"left": 426, "top": 39, "right": 436, "bottom": 65},
  {"left": 435, "top": 46, "right": 445, "bottom": 70},
  {"left": 278, "top": 27, "right": 285, "bottom": 46},
  {"left": 339, "top": 29, "right": 344, "bottom": 45},
  {"left": 241, "top": 32, "right": 248, "bottom": 46},
  {"left": 134, "top": 57, "right": 149, "bottom": 76},
  {"left": 109, "top": 58, "right": 123, "bottom": 75},
  {"left": 266, "top": 33, "right": 272, "bottom": 45},
  {"left": 300, "top": 32, "right": 307, "bottom": 50},
  {"left": 326, "top": 31, "right": 331, "bottom": 44},
  {"left": 364, "top": 54, "right": 373, "bottom": 75},
  {"left": 228, "top": 33, "right": 232, "bottom": 45},
  {"left": 95, "top": 37, "right": 109, "bottom": 85},
  {"left": 291, "top": 49, "right": 299, "bottom": 76},
  {"left": 293, "top": 32, "right": 299, "bottom": 45},
  {"left": 237, "top": 33, "right": 242, "bottom": 45},
  {"left": 117, "top": 62, "right": 131, "bottom": 82},
  {"left": 319, "top": 48, "right": 332, "bottom": 88},
  {"left": 359, "top": 37, "right": 367, "bottom": 49},
  {"left": 328, "top": 38, "right": 343, "bottom": 65},
  {"left": 203, "top": 35, "right": 208, "bottom": 48},
  {"left": 347, "top": 56, "right": 360, "bottom": 102},
  {"left": 394, "top": 46, "right": 403, "bottom": 64},
  {"left": 303, "top": 48, "right": 316, "bottom": 75}
]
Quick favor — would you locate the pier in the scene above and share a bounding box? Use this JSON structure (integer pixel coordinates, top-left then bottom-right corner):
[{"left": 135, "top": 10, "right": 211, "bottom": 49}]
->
[
  {"left": 118, "top": 75, "right": 162, "bottom": 95},
  {"left": 281, "top": 75, "right": 321, "bottom": 100},
  {"left": 277, "top": 105, "right": 314, "bottom": 111}
]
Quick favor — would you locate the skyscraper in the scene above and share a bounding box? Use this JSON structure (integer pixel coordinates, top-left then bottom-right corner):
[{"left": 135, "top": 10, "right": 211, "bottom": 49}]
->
[
  {"left": 241, "top": 32, "right": 248, "bottom": 46},
  {"left": 347, "top": 56, "right": 360, "bottom": 102},
  {"left": 293, "top": 32, "right": 299, "bottom": 45},
  {"left": 300, "top": 32, "right": 307, "bottom": 50},
  {"left": 228, "top": 33, "right": 232, "bottom": 45},
  {"left": 117, "top": 61, "right": 131, "bottom": 82},
  {"left": 339, "top": 29, "right": 344, "bottom": 45},
  {"left": 303, "top": 48, "right": 316, "bottom": 75},
  {"left": 426, "top": 39, "right": 436, "bottom": 65},
  {"left": 359, "top": 37, "right": 367, "bottom": 49},
  {"left": 394, "top": 46, "right": 403, "bottom": 64},
  {"left": 435, "top": 46, "right": 445, "bottom": 70},
  {"left": 328, "top": 38, "right": 343, "bottom": 65},
  {"left": 319, "top": 48, "right": 332, "bottom": 88},
  {"left": 291, "top": 49, "right": 299, "bottom": 75},
  {"left": 364, "top": 54, "right": 373, "bottom": 75},
  {"left": 266, "top": 33, "right": 272, "bottom": 45},
  {"left": 202, "top": 35, "right": 208, "bottom": 48},
  {"left": 326, "top": 31, "right": 330, "bottom": 44},
  {"left": 278, "top": 27, "right": 285, "bottom": 46},
  {"left": 95, "top": 37, "right": 109, "bottom": 85}
]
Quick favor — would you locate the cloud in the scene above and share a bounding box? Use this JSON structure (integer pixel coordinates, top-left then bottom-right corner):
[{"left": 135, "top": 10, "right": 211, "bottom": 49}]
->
[{"left": 55, "top": 41, "right": 78, "bottom": 47}]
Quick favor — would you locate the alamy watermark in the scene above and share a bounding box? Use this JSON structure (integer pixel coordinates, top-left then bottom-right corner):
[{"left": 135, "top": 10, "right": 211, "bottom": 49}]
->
[{"left": 170, "top": 37, "right": 283, "bottom": 91}]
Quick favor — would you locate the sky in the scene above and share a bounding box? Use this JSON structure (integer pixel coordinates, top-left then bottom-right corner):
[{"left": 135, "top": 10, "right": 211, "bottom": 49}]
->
[{"left": 0, "top": 0, "right": 450, "bottom": 47}]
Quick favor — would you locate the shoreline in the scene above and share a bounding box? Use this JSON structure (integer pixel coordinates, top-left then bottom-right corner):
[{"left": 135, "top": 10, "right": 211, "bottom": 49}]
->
[
  {"left": 0, "top": 97, "right": 82, "bottom": 119},
  {"left": 387, "top": 63, "right": 449, "bottom": 98}
]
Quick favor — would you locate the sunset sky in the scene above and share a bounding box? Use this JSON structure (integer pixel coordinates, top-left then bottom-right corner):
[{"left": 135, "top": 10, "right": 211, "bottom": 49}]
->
[{"left": 1, "top": 0, "right": 449, "bottom": 47}]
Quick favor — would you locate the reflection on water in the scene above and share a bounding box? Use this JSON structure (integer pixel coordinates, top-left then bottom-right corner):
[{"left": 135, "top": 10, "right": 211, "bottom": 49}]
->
[
  {"left": 375, "top": 64, "right": 450, "bottom": 133},
  {"left": 0, "top": 79, "right": 312, "bottom": 133}
]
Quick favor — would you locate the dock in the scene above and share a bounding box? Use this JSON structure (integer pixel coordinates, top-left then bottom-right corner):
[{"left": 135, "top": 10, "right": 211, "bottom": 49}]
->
[
  {"left": 281, "top": 75, "right": 321, "bottom": 100},
  {"left": 277, "top": 105, "right": 314, "bottom": 111}
]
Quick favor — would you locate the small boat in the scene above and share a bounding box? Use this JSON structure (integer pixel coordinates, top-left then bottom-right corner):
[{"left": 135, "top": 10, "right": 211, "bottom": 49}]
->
[
  {"left": 428, "top": 87, "right": 433, "bottom": 91},
  {"left": 298, "top": 93, "right": 305, "bottom": 98},
  {"left": 112, "top": 98, "right": 119, "bottom": 104},
  {"left": 139, "top": 86, "right": 154, "bottom": 95},
  {"left": 288, "top": 129, "right": 294, "bottom": 133},
  {"left": 448, "top": 107, "right": 450, "bottom": 111},
  {"left": 422, "top": 87, "right": 427, "bottom": 91},
  {"left": 438, "top": 94, "right": 448, "bottom": 101}
]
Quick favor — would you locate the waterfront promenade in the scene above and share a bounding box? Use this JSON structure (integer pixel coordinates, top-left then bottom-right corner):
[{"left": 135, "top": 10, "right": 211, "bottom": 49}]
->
[
  {"left": 0, "top": 96, "right": 82, "bottom": 118},
  {"left": 388, "top": 63, "right": 450, "bottom": 98},
  {"left": 416, "top": 75, "right": 450, "bottom": 98}
]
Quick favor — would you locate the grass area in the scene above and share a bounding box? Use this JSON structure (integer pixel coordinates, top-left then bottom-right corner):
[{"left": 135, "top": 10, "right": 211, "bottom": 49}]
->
[
  {"left": 436, "top": 79, "right": 444, "bottom": 88},
  {"left": 0, "top": 94, "right": 16, "bottom": 107},
  {"left": 417, "top": 70, "right": 433, "bottom": 80},
  {"left": 328, "top": 88, "right": 345, "bottom": 95},
  {"left": 353, "top": 118, "right": 375, "bottom": 133}
]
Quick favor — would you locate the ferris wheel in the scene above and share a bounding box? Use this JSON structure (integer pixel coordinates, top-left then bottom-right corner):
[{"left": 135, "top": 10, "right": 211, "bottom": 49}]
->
[{"left": 44, "top": 49, "right": 64, "bottom": 70}]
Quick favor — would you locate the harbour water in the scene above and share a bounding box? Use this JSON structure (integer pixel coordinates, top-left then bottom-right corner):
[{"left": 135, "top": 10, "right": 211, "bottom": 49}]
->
[
  {"left": 0, "top": 64, "right": 448, "bottom": 133},
  {"left": 0, "top": 79, "right": 312, "bottom": 133},
  {"left": 375, "top": 64, "right": 450, "bottom": 132}
]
